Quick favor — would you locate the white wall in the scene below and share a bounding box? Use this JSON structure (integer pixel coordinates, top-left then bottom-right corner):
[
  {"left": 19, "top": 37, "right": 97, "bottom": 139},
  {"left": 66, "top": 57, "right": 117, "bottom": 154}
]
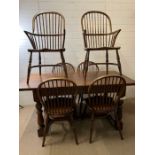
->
[{"left": 19, "top": 0, "right": 135, "bottom": 105}]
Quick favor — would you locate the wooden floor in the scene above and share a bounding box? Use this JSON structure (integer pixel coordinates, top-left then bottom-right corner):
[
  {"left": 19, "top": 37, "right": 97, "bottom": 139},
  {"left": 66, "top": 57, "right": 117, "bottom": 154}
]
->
[{"left": 19, "top": 98, "right": 135, "bottom": 155}]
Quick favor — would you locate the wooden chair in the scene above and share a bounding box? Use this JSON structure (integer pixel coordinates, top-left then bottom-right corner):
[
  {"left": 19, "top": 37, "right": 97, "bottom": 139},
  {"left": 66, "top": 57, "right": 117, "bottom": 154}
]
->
[
  {"left": 24, "top": 12, "right": 68, "bottom": 84},
  {"left": 37, "top": 78, "right": 78, "bottom": 146},
  {"left": 86, "top": 75, "right": 126, "bottom": 143},
  {"left": 81, "top": 11, "right": 122, "bottom": 79},
  {"left": 52, "top": 62, "right": 75, "bottom": 76},
  {"left": 77, "top": 61, "right": 99, "bottom": 117},
  {"left": 77, "top": 61, "right": 99, "bottom": 73}
]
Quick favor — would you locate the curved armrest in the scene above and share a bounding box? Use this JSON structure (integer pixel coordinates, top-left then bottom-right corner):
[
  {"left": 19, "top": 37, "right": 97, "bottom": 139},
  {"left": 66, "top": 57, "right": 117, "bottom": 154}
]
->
[
  {"left": 24, "top": 31, "right": 36, "bottom": 49},
  {"left": 83, "top": 29, "right": 121, "bottom": 48},
  {"left": 27, "top": 48, "right": 65, "bottom": 52},
  {"left": 107, "top": 29, "right": 121, "bottom": 47},
  {"left": 24, "top": 30, "right": 65, "bottom": 50}
]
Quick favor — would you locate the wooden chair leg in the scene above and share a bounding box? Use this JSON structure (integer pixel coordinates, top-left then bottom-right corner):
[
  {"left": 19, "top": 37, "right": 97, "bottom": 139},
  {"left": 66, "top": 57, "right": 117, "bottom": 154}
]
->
[
  {"left": 83, "top": 51, "right": 90, "bottom": 80},
  {"left": 27, "top": 52, "right": 32, "bottom": 84},
  {"left": 39, "top": 52, "right": 41, "bottom": 75},
  {"left": 60, "top": 52, "right": 68, "bottom": 78},
  {"left": 42, "top": 117, "right": 50, "bottom": 147},
  {"left": 89, "top": 113, "right": 95, "bottom": 143},
  {"left": 69, "top": 115, "right": 78, "bottom": 145},
  {"left": 106, "top": 49, "right": 109, "bottom": 74},
  {"left": 116, "top": 49, "right": 122, "bottom": 75},
  {"left": 79, "top": 93, "right": 83, "bottom": 117},
  {"left": 115, "top": 113, "right": 124, "bottom": 140},
  {"left": 82, "top": 104, "right": 87, "bottom": 118}
]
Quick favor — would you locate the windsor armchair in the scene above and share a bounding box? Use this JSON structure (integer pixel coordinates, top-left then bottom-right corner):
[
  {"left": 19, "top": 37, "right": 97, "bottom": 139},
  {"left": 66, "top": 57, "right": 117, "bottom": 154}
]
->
[
  {"left": 24, "top": 12, "right": 68, "bottom": 84},
  {"left": 37, "top": 78, "right": 78, "bottom": 146},
  {"left": 86, "top": 75, "right": 126, "bottom": 143},
  {"left": 81, "top": 11, "right": 122, "bottom": 79}
]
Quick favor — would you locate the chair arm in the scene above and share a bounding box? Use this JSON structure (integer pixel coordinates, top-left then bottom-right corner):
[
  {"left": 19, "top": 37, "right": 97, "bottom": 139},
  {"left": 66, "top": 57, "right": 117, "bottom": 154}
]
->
[
  {"left": 83, "top": 29, "right": 121, "bottom": 48},
  {"left": 24, "top": 31, "right": 65, "bottom": 50},
  {"left": 27, "top": 49, "right": 65, "bottom": 52}
]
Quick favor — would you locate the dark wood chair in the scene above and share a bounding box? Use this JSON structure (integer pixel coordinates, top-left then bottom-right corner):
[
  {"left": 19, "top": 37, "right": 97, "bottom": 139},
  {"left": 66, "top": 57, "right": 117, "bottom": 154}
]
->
[
  {"left": 77, "top": 61, "right": 99, "bottom": 73},
  {"left": 24, "top": 12, "right": 68, "bottom": 84},
  {"left": 52, "top": 62, "right": 75, "bottom": 76},
  {"left": 86, "top": 75, "right": 126, "bottom": 143},
  {"left": 77, "top": 61, "right": 99, "bottom": 117},
  {"left": 81, "top": 11, "right": 122, "bottom": 79},
  {"left": 37, "top": 78, "right": 78, "bottom": 146}
]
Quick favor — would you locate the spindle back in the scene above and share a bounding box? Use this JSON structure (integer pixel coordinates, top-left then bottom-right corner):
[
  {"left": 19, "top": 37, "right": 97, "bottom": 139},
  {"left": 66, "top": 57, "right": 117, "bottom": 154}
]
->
[{"left": 37, "top": 78, "right": 77, "bottom": 113}]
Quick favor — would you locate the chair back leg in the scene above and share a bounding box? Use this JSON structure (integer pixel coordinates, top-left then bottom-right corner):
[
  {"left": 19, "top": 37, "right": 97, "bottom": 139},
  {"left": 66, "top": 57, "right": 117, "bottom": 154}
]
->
[{"left": 89, "top": 113, "right": 95, "bottom": 143}]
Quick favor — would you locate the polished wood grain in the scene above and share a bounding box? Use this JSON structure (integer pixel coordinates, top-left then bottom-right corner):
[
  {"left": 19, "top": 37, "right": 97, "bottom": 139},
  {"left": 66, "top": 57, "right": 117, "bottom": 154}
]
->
[{"left": 19, "top": 71, "right": 134, "bottom": 91}]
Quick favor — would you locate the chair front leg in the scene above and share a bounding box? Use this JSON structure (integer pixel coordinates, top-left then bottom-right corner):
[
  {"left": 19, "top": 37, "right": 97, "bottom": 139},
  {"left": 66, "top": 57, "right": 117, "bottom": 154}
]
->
[
  {"left": 60, "top": 52, "right": 68, "bottom": 78},
  {"left": 114, "top": 112, "right": 124, "bottom": 140},
  {"left": 89, "top": 112, "right": 95, "bottom": 143},
  {"left": 106, "top": 49, "right": 109, "bottom": 74},
  {"left": 27, "top": 52, "right": 32, "bottom": 84},
  {"left": 42, "top": 116, "right": 51, "bottom": 147},
  {"left": 39, "top": 52, "right": 41, "bottom": 75},
  {"left": 116, "top": 49, "right": 122, "bottom": 75},
  {"left": 83, "top": 51, "right": 90, "bottom": 80}
]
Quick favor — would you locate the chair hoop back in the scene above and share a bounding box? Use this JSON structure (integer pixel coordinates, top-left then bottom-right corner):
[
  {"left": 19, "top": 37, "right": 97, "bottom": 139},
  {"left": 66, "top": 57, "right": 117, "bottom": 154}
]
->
[
  {"left": 81, "top": 11, "right": 112, "bottom": 34},
  {"left": 88, "top": 75, "right": 126, "bottom": 108},
  {"left": 81, "top": 11, "right": 121, "bottom": 48},
  {"left": 37, "top": 78, "right": 77, "bottom": 113},
  {"left": 25, "top": 12, "right": 65, "bottom": 50},
  {"left": 32, "top": 11, "right": 65, "bottom": 34},
  {"left": 52, "top": 63, "right": 75, "bottom": 75},
  {"left": 77, "top": 61, "right": 99, "bottom": 72}
]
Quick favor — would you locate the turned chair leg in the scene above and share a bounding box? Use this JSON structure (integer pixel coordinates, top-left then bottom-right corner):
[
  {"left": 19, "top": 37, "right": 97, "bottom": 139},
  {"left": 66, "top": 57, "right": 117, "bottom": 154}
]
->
[
  {"left": 60, "top": 52, "right": 68, "bottom": 78},
  {"left": 89, "top": 113, "right": 95, "bottom": 143},
  {"left": 69, "top": 115, "right": 78, "bottom": 145},
  {"left": 27, "top": 52, "right": 32, "bottom": 84},
  {"left": 116, "top": 49, "right": 122, "bottom": 75},
  {"left": 39, "top": 52, "right": 41, "bottom": 76},
  {"left": 42, "top": 117, "right": 50, "bottom": 147},
  {"left": 115, "top": 113, "right": 124, "bottom": 140},
  {"left": 83, "top": 51, "right": 90, "bottom": 80},
  {"left": 106, "top": 49, "right": 109, "bottom": 74},
  {"left": 79, "top": 93, "right": 84, "bottom": 117}
]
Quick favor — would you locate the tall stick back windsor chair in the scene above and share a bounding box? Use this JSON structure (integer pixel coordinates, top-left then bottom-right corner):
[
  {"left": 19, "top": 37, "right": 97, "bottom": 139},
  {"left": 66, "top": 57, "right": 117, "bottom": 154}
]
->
[
  {"left": 24, "top": 12, "right": 68, "bottom": 83},
  {"left": 81, "top": 11, "right": 122, "bottom": 79}
]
